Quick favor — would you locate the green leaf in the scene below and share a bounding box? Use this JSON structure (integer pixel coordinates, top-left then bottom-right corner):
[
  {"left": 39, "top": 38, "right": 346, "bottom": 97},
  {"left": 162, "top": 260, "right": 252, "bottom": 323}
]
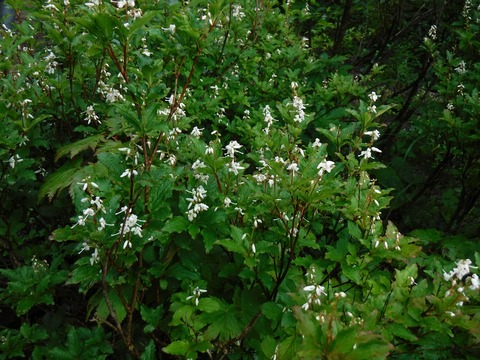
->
[
  {"left": 386, "top": 323, "right": 418, "bottom": 342},
  {"left": 38, "top": 157, "right": 83, "bottom": 201},
  {"left": 215, "top": 239, "right": 246, "bottom": 255},
  {"left": 163, "top": 216, "right": 189, "bottom": 233},
  {"left": 261, "top": 302, "right": 283, "bottom": 321},
  {"left": 162, "top": 340, "right": 190, "bottom": 355},
  {"left": 140, "top": 305, "right": 164, "bottom": 334},
  {"left": 141, "top": 340, "right": 156, "bottom": 360},
  {"left": 128, "top": 11, "right": 160, "bottom": 36},
  {"left": 55, "top": 134, "right": 104, "bottom": 161}
]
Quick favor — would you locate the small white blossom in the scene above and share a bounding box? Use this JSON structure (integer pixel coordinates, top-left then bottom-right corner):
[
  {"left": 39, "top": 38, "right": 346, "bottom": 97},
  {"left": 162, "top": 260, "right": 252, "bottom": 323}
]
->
[
  {"left": 287, "top": 162, "right": 299, "bottom": 176},
  {"left": 227, "top": 160, "right": 245, "bottom": 175},
  {"left": 225, "top": 141, "right": 242, "bottom": 158},
  {"left": 190, "top": 126, "right": 203, "bottom": 138},
  {"left": 364, "top": 130, "right": 381, "bottom": 141},
  {"left": 368, "top": 92, "right": 381, "bottom": 102},
  {"left": 7, "top": 154, "right": 23, "bottom": 169},
  {"left": 454, "top": 61, "right": 467, "bottom": 74},
  {"left": 162, "top": 24, "right": 176, "bottom": 33},
  {"left": 117, "top": 0, "right": 135, "bottom": 9},
  {"left": 186, "top": 286, "right": 207, "bottom": 306},
  {"left": 90, "top": 248, "right": 100, "bottom": 265},
  {"left": 120, "top": 168, "right": 138, "bottom": 179},
  {"left": 312, "top": 138, "right": 322, "bottom": 149},
  {"left": 317, "top": 159, "right": 335, "bottom": 177},
  {"left": 359, "top": 147, "right": 382, "bottom": 159},
  {"left": 78, "top": 242, "right": 90, "bottom": 254},
  {"left": 428, "top": 24, "right": 437, "bottom": 40},
  {"left": 84, "top": 105, "right": 100, "bottom": 124}
]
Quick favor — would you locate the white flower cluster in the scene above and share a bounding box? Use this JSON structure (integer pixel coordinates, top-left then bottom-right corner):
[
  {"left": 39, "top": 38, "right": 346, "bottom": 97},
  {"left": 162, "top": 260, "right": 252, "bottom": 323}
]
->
[
  {"left": 83, "top": 105, "right": 101, "bottom": 125},
  {"left": 158, "top": 94, "right": 186, "bottom": 122},
  {"left": 367, "top": 91, "right": 381, "bottom": 114},
  {"left": 85, "top": 0, "right": 100, "bottom": 10},
  {"left": 292, "top": 95, "right": 306, "bottom": 123},
  {"left": 301, "top": 268, "right": 326, "bottom": 310},
  {"left": 117, "top": 0, "right": 142, "bottom": 23},
  {"left": 192, "top": 159, "right": 209, "bottom": 184},
  {"left": 263, "top": 105, "right": 275, "bottom": 134},
  {"left": 444, "top": 259, "right": 479, "bottom": 292},
  {"left": 73, "top": 177, "right": 112, "bottom": 265},
  {"left": 113, "top": 206, "right": 144, "bottom": 249},
  {"left": 44, "top": 50, "right": 58, "bottom": 75},
  {"left": 302, "top": 284, "right": 326, "bottom": 310},
  {"left": 186, "top": 186, "right": 209, "bottom": 221},
  {"left": 428, "top": 24, "right": 437, "bottom": 40},
  {"left": 231, "top": 4, "right": 246, "bottom": 20},
  {"left": 454, "top": 60, "right": 467, "bottom": 75},
  {"left": 225, "top": 140, "right": 245, "bottom": 175}
]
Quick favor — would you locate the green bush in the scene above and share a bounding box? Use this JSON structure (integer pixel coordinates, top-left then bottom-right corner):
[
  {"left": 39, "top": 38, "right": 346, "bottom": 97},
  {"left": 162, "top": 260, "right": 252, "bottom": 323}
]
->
[{"left": 1, "top": 1, "right": 479, "bottom": 359}]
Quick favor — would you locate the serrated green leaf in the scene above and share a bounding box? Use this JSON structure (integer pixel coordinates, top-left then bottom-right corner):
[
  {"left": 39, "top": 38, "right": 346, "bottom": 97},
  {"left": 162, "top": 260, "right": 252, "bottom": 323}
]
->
[
  {"left": 141, "top": 340, "right": 156, "bottom": 360},
  {"left": 38, "top": 157, "right": 83, "bottom": 201},
  {"left": 162, "top": 340, "right": 190, "bottom": 355},
  {"left": 55, "top": 134, "right": 104, "bottom": 161},
  {"left": 386, "top": 323, "right": 418, "bottom": 342},
  {"left": 261, "top": 302, "right": 283, "bottom": 321}
]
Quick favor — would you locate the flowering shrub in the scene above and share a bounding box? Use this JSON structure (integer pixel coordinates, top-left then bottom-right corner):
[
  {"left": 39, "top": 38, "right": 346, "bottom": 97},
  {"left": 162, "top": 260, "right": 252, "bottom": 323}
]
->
[{"left": 0, "top": 1, "right": 479, "bottom": 359}]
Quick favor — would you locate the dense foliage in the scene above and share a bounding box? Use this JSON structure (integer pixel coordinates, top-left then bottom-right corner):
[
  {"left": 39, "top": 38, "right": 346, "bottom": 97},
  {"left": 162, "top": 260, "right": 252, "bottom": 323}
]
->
[{"left": 0, "top": 0, "right": 479, "bottom": 359}]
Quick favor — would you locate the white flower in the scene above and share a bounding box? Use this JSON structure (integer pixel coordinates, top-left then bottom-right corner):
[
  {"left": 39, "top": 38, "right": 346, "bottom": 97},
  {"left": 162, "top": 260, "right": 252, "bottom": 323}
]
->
[
  {"left": 225, "top": 141, "right": 242, "bottom": 158},
  {"left": 105, "top": 87, "right": 125, "bottom": 103},
  {"left": 190, "top": 126, "right": 203, "bottom": 138},
  {"left": 123, "top": 240, "right": 132, "bottom": 249},
  {"left": 292, "top": 95, "right": 306, "bottom": 123},
  {"left": 312, "top": 138, "right": 322, "bottom": 149},
  {"left": 84, "top": 105, "right": 100, "bottom": 124},
  {"left": 454, "top": 61, "right": 466, "bottom": 74},
  {"left": 469, "top": 274, "right": 479, "bottom": 290},
  {"left": 120, "top": 168, "right": 138, "bottom": 178},
  {"left": 359, "top": 147, "right": 382, "bottom": 159},
  {"left": 117, "top": 0, "right": 135, "bottom": 9},
  {"left": 302, "top": 284, "right": 326, "bottom": 310},
  {"left": 443, "top": 259, "right": 476, "bottom": 281},
  {"left": 97, "top": 217, "right": 112, "bottom": 231},
  {"left": 90, "top": 248, "right": 100, "bottom": 265},
  {"left": 364, "top": 130, "right": 381, "bottom": 141},
  {"left": 7, "top": 154, "right": 23, "bottom": 169},
  {"left": 446, "top": 102, "right": 455, "bottom": 111},
  {"left": 85, "top": 0, "right": 100, "bottom": 9},
  {"left": 162, "top": 24, "right": 176, "bottom": 33},
  {"left": 227, "top": 161, "right": 245, "bottom": 175},
  {"left": 367, "top": 105, "right": 377, "bottom": 113},
  {"left": 192, "top": 159, "right": 206, "bottom": 171},
  {"left": 186, "top": 186, "right": 209, "bottom": 221},
  {"left": 428, "top": 24, "right": 437, "bottom": 40},
  {"left": 317, "top": 159, "right": 335, "bottom": 177},
  {"left": 205, "top": 146, "right": 214, "bottom": 155},
  {"left": 224, "top": 197, "right": 232, "bottom": 207},
  {"left": 186, "top": 287, "right": 207, "bottom": 306},
  {"left": 287, "top": 162, "right": 299, "bottom": 176},
  {"left": 231, "top": 4, "right": 245, "bottom": 19},
  {"left": 368, "top": 92, "right": 381, "bottom": 102},
  {"left": 78, "top": 241, "right": 90, "bottom": 254}
]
